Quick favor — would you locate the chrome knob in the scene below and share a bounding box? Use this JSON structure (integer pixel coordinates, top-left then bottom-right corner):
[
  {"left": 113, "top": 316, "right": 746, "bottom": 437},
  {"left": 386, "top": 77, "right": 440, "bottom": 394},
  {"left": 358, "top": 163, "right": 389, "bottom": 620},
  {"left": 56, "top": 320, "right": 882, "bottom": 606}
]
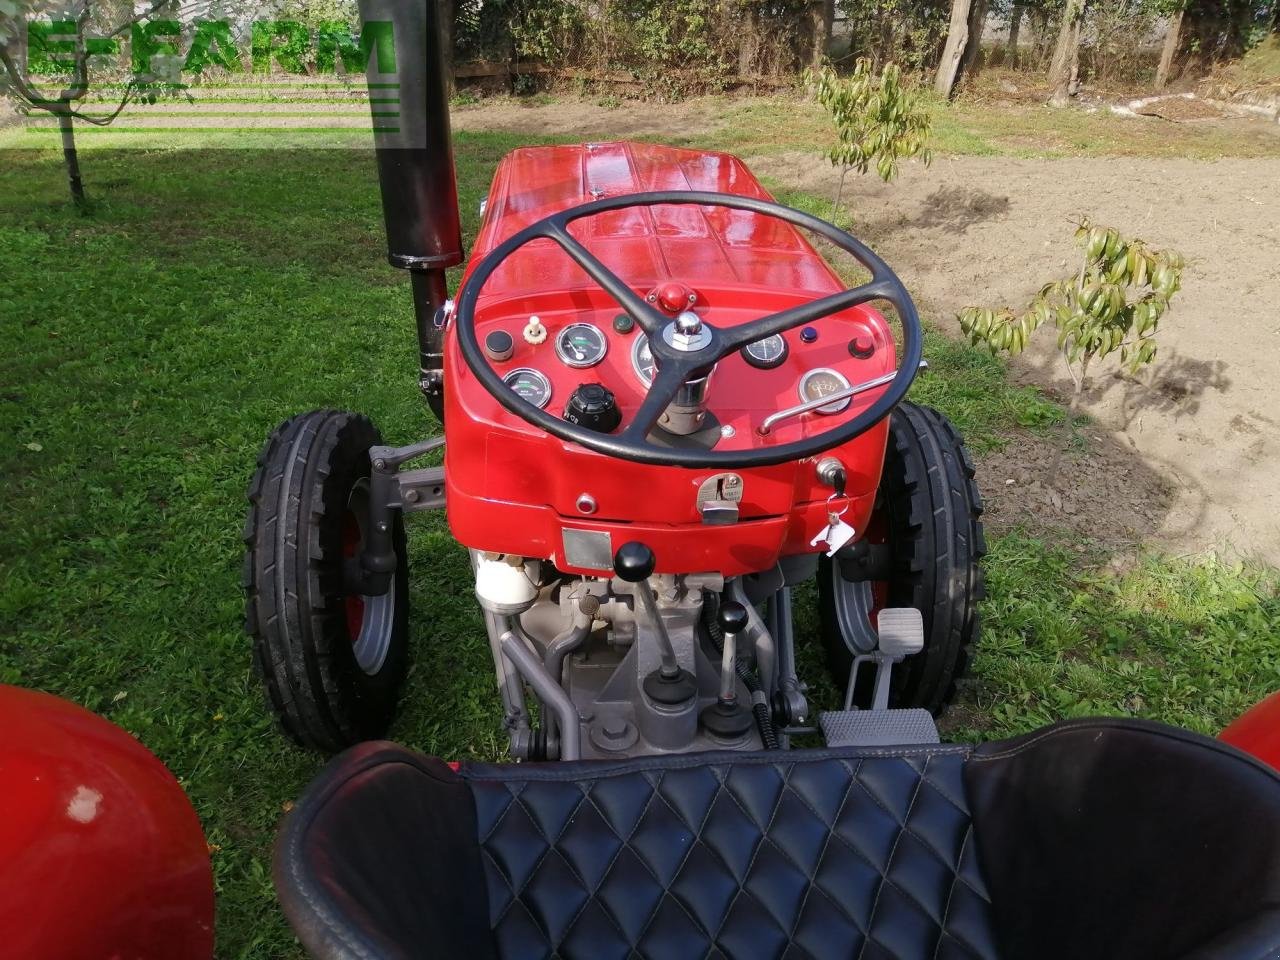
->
[{"left": 674, "top": 311, "right": 702, "bottom": 336}]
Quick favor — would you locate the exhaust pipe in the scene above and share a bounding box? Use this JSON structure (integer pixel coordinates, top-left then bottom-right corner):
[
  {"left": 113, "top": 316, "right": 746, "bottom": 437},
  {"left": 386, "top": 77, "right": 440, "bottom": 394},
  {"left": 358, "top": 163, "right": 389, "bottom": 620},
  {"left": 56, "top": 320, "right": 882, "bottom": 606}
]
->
[{"left": 357, "top": 0, "right": 463, "bottom": 418}]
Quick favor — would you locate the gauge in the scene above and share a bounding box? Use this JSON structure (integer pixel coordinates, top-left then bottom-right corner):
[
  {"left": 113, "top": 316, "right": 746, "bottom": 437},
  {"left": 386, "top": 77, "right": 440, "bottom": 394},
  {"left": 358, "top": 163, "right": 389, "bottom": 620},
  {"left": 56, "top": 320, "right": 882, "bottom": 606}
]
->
[
  {"left": 503, "top": 367, "right": 552, "bottom": 409},
  {"left": 555, "top": 322, "right": 608, "bottom": 368},
  {"left": 799, "top": 367, "right": 852, "bottom": 414},
  {"left": 631, "top": 334, "right": 657, "bottom": 386},
  {"left": 740, "top": 333, "right": 789, "bottom": 370}
]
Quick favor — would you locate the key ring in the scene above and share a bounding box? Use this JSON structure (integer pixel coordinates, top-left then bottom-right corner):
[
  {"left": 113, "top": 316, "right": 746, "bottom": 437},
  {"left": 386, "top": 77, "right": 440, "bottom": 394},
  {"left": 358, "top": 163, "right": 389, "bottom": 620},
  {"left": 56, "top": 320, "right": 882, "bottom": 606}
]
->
[{"left": 825, "top": 491, "right": 849, "bottom": 519}]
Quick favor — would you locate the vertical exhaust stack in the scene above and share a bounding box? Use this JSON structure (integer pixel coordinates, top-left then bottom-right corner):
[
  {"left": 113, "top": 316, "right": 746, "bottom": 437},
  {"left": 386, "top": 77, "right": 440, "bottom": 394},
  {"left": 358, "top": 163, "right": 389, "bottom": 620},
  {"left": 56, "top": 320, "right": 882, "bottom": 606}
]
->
[{"left": 357, "top": 0, "right": 463, "bottom": 418}]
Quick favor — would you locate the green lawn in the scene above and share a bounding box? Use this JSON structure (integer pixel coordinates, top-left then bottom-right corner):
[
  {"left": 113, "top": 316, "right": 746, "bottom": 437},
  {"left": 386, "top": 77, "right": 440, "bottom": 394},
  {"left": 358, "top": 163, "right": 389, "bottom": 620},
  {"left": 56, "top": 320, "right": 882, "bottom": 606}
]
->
[{"left": 2, "top": 124, "right": 1277, "bottom": 957}]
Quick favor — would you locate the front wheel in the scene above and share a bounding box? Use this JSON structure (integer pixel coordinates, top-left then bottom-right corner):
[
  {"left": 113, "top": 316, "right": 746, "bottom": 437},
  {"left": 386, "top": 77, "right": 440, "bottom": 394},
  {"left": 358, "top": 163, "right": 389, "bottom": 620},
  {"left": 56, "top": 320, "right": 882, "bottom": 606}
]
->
[
  {"left": 817, "top": 402, "right": 985, "bottom": 714},
  {"left": 243, "top": 410, "right": 409, "bottom": 752}
]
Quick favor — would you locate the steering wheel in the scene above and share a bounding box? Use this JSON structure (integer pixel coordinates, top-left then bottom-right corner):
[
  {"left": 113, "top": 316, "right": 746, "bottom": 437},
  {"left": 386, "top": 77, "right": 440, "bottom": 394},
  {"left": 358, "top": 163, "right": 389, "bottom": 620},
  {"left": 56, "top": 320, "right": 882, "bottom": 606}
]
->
[{"left": 454, "top": 191, "right": 922, "bottom": 468}]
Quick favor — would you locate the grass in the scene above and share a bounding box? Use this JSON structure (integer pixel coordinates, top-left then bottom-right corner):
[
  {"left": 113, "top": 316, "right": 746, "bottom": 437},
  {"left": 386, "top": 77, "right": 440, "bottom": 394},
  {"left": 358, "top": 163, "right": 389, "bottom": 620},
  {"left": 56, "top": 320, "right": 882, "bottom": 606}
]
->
[
  {"left": 1, "top": 112, "right": 1277, "bottom": 957},
  {"left": 680, "top": 92, "right": 1280, "bottom": 160}
]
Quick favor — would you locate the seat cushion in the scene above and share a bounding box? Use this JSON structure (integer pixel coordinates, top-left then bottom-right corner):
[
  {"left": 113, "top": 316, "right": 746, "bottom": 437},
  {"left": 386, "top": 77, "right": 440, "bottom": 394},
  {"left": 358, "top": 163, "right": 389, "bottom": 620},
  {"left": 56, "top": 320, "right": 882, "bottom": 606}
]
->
[
  {"left": 275, "top": 719, "right": 1280, "bottom": 960},
  {"left": 463, "top": 747, "right": 999, "bottom": 960},
  {"left": 963, "top": 718, "right": 1280, "bottom": 960}
]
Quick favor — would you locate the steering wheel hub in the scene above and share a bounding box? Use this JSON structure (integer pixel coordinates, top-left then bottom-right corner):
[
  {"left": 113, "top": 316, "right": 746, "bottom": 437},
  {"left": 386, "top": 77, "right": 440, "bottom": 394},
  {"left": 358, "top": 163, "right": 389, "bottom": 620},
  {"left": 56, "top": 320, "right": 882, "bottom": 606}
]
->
[{"left": 665, "top": 313, "right": 713, "bottom": 353}]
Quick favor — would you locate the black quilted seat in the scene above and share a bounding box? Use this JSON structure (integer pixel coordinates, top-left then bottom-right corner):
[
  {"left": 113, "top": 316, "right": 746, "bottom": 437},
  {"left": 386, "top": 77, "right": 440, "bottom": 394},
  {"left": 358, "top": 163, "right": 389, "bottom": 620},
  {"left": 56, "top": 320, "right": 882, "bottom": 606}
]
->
[{"left": 275, "top": 719, "right": 1280, "bottom": 960}]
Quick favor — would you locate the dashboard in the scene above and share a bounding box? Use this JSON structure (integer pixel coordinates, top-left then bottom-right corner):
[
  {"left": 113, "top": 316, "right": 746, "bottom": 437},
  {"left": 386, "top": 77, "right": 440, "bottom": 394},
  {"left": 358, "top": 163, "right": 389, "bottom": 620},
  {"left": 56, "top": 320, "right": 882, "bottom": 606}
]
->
[{"left": 467, "top": 283, "right": 895, "bottom": 452}]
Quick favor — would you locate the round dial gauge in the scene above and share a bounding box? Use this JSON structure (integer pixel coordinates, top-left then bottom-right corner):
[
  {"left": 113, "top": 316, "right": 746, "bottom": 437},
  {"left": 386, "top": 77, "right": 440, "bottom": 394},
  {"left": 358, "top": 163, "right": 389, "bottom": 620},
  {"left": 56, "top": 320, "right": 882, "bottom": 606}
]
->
[
  {"left": 503, "top": 367, "right": 552, "bottom": 409},
  {"left": 631, "top": 334, "right": 657, "bottom": 386},
  {"left": 555, "top": 323, "right": 608, "bottom": 368},
  {"left": 740, "top": 333, "right": 789, "bottom": 370},
  {"left": 799, "top": 367, "right": 852, "bottom": 414}
]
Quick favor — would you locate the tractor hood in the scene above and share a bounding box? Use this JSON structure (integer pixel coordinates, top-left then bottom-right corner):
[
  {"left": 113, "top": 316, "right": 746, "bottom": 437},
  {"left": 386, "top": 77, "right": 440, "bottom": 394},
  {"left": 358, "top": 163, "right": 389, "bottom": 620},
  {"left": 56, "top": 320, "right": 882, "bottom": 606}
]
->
[{"left": 464, "top": 141, "right": 846, "bottom": 301}]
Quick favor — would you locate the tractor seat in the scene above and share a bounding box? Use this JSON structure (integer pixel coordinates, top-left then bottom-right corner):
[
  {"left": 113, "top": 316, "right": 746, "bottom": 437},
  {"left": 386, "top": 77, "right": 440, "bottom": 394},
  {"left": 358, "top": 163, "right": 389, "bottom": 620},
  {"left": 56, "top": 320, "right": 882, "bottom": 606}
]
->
[{"left": 275, "top": 719, "right": 1280, "bottom": 960}]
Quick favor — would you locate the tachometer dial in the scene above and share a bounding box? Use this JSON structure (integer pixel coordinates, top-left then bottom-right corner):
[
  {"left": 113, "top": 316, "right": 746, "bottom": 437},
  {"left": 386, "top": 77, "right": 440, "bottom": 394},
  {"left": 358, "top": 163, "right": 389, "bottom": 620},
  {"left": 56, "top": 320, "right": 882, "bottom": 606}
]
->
[
  {"left": 503, "top": 367, "right": 552, "bottom": 409},
  {"left": 631, "top": 334, "right": 657, "bottom": 386},
  {"left": 740, "top": 333, "right": 789, "bottom": 370},
  {"left": 555, "top": 323, "right": 607, "bottom": 368},
  {"left": 799, "top": 367, "right": 852, "bottom": 414}
]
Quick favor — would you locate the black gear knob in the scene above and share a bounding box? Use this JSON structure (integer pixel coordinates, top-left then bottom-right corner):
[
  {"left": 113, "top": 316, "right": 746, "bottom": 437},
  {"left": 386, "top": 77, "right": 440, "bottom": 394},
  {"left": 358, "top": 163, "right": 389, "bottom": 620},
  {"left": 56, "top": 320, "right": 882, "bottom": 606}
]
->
[
  {"left": 613, "top": 542, "right": 655, "bottom": 582},
  {"left": 718, "top": 600, "right": 749, "bottom": 636}
]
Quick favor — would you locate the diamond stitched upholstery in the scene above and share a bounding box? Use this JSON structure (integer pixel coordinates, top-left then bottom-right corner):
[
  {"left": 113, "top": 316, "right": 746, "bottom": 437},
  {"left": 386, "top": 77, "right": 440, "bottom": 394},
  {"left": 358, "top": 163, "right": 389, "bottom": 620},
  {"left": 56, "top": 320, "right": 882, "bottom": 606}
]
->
[{"left": 465, "top": 747, "right": 998, "bottom": 960}]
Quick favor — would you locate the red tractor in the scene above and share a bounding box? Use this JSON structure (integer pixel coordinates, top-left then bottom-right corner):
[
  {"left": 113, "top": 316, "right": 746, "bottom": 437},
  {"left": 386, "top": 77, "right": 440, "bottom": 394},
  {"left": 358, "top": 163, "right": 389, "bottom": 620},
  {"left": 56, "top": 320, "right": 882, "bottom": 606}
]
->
[
  {"left": 239, "top": 5, "right": 1280, "bottom": 959},
  {"left": 243, "top": 2, "right": 982, "bottom": 763}
]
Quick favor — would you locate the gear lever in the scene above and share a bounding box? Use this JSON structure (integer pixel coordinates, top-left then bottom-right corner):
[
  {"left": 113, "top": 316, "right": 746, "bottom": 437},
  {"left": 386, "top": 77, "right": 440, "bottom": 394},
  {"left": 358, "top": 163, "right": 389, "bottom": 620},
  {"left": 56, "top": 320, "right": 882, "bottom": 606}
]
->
[
  {"left": 701, "top": 600, "right": 753, "bottom": 739},
  {"left": 613, "top": 542, "right": 697, "bottom": 705}
]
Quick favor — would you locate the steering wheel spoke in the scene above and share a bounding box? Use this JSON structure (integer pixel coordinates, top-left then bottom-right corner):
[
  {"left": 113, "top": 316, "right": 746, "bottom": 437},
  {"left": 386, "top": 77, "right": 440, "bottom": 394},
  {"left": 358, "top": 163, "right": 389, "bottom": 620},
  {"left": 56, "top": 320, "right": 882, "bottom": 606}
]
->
[
  {"left": 621, "top": 362, "right": 689, "bottom": 443},
  {"left": 719, "top": 278, "right": 897, "bottom": 353},
  {"left": 543, "top": 221, "right": 667, "bottom": 335}
]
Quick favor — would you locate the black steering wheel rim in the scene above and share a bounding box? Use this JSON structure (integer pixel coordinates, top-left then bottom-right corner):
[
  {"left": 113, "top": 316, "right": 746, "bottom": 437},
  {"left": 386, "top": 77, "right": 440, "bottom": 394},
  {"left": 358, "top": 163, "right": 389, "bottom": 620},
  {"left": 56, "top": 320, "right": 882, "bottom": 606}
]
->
[{"left": 454, "top": 190, "right": 922, "bottom": 468}]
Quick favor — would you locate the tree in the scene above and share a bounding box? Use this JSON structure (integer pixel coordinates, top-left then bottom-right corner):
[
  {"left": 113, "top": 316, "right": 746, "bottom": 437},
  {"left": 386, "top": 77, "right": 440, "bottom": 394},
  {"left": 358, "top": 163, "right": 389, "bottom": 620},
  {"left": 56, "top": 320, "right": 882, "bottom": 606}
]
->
[
  {"left": 1048, "top": 0, "right": 1084, "bottom": 105},
  {"left": 1154, "top": 1, "right": 1186, "bottom": 88},
  {"left": 958, "top": 218, "right": 1185, "bottom": 439},
  {"left": 1007, "top": 2, "right": 1025, "bottom": 62},
  {"left": 934, "top": 0, "right": 976, "bottom": 97},
  {"left": 809, "top": 0, "right": 834, "bottom": 72},
  {"left": 0, "top": 0, "right": 180, "bottom": 206},
  {"left": 807, "top": 60, "right": 932, "bottom": 218}
]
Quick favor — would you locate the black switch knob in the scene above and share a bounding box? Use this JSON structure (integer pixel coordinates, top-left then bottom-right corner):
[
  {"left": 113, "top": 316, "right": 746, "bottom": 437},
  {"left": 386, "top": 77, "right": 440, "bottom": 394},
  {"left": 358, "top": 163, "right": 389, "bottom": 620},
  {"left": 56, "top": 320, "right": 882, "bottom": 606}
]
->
[
  {"left": 484, "top": 329, "right": 514, "bottom": 362},
  {"left": 718, "top": 600, "right": 749, "bottom": 636},
  {"left": 564, "top": 383, "right": 621, "bottom": 433},
  {"left": 613, "top": 542, "right": 655, "bottom": 582}
]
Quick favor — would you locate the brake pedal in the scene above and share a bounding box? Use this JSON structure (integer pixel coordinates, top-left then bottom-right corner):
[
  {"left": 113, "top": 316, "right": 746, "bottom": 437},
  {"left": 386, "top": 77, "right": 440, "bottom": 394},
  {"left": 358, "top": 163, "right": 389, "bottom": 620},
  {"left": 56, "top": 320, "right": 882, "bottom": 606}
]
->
[
  {"left": 842, "top": 608, "right": 924, "bottom": 711},
  {"left": 876, "top": 607, "right": 924, "bottom": 658}
]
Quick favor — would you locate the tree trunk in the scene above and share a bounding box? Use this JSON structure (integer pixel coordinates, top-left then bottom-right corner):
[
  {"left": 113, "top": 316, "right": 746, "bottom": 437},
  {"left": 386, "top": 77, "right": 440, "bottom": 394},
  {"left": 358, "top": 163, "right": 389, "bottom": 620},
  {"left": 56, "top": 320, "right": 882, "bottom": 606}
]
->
[
  {"left": 809, "top": 0, "right": 833, "bottom": 70},
  {"left": 959, "top": 0, "right": 988, "bottom": 80},
  {"left": 438, "top": 0, "right": 455, "bottom": 94},
  {"left": 934, "top": 0, "right": 975, "bottom": 98},
  {"left": 739, "top": 6, "right": 759, "bottom": 76},
  {"left": 1048, "top": 0, "right": 1083, "bottom": 106},
  {"left": 1008, "top": 4, "right": 1023, "bottom": 64},
  {"left": 1154, "top": 7, "right": 1183, "bottom": 89},
  {"left": 57, "top": 107, "right": 86, "bottom": 207}
]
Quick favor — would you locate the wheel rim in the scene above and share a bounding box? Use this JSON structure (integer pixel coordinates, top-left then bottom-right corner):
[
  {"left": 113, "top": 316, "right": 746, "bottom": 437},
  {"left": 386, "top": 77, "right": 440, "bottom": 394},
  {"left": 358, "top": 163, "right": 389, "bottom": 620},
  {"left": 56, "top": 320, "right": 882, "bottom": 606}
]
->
[
  {"left": 831, "top": 573, "right": 880, "bottom": 655},
  {"left": 342, "top": 481, "right": 395, "bottom": 676},
  {"left": 831, "top": 500, "right": 892, "bottom": 655}
]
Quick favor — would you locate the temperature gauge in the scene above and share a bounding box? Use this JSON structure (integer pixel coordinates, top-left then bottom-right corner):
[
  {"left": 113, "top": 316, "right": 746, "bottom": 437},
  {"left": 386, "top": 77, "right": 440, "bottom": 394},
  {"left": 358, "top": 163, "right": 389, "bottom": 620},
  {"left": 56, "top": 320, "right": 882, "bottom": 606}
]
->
[
  {"left": 631, "top": 334, "right": 657, "bottom": 385},
  {"left": 799, "top": 367, "right": 852, "bottom": 414},
  {"left": 555, "top": 323, "right": 607, "bottom": 368},
  {"left": 503, "top": 367, "right": 552, "bottom": 409},
  {"left": 740, "top": 333, "right": 789, "bottom": 370}
]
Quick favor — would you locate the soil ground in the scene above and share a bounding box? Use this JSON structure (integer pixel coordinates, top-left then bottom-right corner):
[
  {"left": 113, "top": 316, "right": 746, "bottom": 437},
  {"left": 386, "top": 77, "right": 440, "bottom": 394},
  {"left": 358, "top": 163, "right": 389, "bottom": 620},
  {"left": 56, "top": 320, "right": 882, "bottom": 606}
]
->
[{"left": 451, "top": 101, "right": 1280, "bottom": 563}]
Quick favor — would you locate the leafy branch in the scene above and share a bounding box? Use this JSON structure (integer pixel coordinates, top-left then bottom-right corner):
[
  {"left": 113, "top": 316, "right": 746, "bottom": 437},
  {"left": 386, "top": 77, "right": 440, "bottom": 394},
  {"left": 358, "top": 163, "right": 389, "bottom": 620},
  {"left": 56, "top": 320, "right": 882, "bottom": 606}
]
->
[
  {"left": 959, "top": 219, "right": 1185, "bottom": 466},
  {"left": 804, "top": 59, "right": 932, "bottom": 218}
]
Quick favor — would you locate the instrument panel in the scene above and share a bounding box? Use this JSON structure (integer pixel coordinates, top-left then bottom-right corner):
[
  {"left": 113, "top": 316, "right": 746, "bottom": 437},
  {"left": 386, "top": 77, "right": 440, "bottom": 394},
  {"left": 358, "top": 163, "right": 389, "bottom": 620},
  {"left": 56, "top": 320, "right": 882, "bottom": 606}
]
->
[{"left": 471, "top": 288, "right": 894, "bottom": 447}]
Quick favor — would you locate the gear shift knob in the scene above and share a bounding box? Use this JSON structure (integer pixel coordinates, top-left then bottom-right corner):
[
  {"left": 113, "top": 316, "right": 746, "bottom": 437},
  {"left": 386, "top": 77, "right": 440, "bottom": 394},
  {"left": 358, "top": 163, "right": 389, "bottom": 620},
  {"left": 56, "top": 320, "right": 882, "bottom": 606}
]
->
[
  {"left": 613, "top": 542, "right": 656, "bottom": 582},
  {"left": 717, "top": 600, "right": 749, "bottom": 636}
]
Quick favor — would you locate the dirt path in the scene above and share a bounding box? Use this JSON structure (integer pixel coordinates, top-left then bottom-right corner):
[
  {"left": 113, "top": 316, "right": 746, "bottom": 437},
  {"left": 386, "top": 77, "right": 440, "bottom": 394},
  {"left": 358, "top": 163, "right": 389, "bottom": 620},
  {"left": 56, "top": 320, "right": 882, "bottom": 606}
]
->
[
  {"left": 746, "top": 153, "right": 1280, "bottom": 564},
  {"left": 457, "top": 102, "right": 1280, "bottom": 562}
]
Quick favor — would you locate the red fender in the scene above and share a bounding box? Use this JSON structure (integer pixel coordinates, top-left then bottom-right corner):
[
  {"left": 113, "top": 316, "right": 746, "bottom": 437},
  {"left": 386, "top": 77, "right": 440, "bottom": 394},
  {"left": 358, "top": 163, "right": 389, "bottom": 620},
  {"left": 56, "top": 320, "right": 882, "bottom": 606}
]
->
[
  {"left": 1221, "top": 691, "right": 1280, "bottom": 772},
  {"left": 0, "top": 685, "right": 214, "bottom": 959}
]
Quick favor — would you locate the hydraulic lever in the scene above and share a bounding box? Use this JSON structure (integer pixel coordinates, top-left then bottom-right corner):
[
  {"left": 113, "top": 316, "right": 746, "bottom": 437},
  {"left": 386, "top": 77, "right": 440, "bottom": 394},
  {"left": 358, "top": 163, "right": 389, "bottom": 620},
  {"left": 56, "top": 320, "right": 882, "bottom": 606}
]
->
[
  {"left": 700, "top": 601, "right": 753, "bottom": 739},
  {"left": 614, "top": 542, "right": 697, "bottom": 705}
]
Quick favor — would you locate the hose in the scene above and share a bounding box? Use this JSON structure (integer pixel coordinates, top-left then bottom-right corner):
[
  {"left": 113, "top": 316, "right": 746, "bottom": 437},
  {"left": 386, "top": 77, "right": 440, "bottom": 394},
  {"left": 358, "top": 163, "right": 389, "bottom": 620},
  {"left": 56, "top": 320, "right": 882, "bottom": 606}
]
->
[{"left": 702, "top": 596, "right": 779, "bottom": 750}]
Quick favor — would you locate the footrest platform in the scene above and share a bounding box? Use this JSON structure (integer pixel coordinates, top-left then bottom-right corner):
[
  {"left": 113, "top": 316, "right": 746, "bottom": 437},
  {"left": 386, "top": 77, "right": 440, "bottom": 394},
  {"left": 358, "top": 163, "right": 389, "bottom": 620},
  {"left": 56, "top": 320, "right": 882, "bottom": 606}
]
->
[{"left": 819, "top": 707, "right": 940, "bottom": 746}]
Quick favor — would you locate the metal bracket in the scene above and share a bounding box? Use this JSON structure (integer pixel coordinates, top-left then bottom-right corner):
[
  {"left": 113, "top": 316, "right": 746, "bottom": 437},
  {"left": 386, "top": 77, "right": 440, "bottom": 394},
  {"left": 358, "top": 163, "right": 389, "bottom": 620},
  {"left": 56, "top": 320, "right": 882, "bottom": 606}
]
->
[
  {"left": 359, "top": 436, "right": 445, "bottom": 596},
  {"left": 399, "top": 467, "right": 445, "bottom": 511},
  {"left": 696, "top": 472, "right": 742, "bottom": 525}
]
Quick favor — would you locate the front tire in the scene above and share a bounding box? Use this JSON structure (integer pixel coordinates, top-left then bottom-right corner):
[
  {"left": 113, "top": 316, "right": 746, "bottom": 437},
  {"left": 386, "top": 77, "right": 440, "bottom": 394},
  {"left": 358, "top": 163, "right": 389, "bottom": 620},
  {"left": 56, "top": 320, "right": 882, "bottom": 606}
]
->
[
  {"left": 243, "top": 410, "right": 409, "bottom": 752},
  {"left": 818, "top": 402, "right": 985, "bottom": 713}
]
